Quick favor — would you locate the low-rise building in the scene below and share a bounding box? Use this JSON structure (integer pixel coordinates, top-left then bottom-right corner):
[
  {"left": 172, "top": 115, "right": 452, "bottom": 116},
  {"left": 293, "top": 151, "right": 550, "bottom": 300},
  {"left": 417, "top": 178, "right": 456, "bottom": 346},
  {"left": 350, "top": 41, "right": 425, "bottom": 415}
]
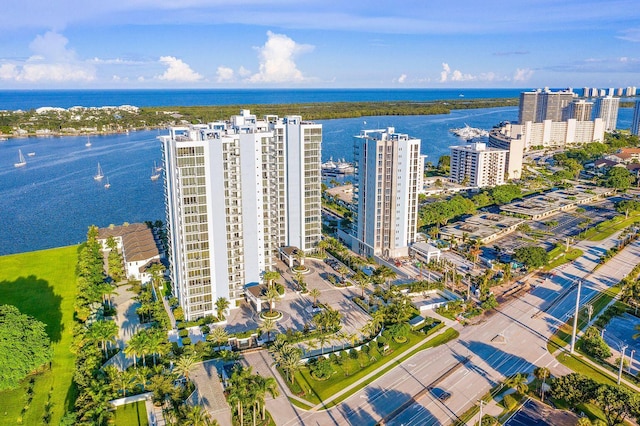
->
[
  {"left": 97, "top": 223, "right": 161, "bottom": 283},
  {"left": 499, "top": 186, "right": 614, "bottom": 220},
  {"left": 449, "top": 142, "right": 508, "bottom": 187},
  {"left": 439, "top": 213, "right": 524, "bottom": 245}
]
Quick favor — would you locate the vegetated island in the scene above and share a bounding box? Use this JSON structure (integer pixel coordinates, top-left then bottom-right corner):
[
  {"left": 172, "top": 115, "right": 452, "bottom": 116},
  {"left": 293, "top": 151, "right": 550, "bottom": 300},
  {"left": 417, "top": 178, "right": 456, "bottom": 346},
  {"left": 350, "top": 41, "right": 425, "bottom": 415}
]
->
[{"left": 0, "top": 98, "right": 520, "bottom": 137}]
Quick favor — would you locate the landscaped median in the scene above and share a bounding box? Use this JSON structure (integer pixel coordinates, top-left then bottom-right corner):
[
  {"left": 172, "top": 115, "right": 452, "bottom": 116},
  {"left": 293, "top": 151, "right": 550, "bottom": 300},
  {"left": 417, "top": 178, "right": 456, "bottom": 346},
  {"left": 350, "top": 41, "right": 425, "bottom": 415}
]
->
[{"left": 278, "top": 326, "right": 459, "bottom": 409}]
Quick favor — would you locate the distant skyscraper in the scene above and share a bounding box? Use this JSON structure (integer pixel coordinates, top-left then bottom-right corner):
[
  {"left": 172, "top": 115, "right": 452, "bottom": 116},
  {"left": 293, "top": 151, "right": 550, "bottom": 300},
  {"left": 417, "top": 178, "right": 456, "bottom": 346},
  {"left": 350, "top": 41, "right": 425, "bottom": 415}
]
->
[
  {"left": 566, "top": 100, "right": 594, "bottom": 121},
  {"left": 631, "top": 101, "right": 640, "bottom": 136},
  {"left": 594, "top": 96, "right": 620, "bottom": 132},
  {"left": 161, "top": 110, "right": 321, "bottom": 320},
  {"left": 518, "top": 88, "right": 575, "bottom": 123},
  {"left": 449, "top": 142, "right": 508, "bottom": 188},
  {"left": 582, "top": 87, "right": 590, "bottom": 97},
  {"left": 351, "top": 127, "right": 421, "bottom": 259}
]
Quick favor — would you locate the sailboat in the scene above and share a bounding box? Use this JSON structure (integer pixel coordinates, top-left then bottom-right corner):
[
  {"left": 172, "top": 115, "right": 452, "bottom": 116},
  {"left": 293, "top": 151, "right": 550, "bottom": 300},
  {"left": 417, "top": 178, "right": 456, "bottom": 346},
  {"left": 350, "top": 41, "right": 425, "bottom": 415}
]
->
[
  {"left": 14, "top": 149, "right": 26, "bottom": 168},
  {"left": 151, "top": 161, "right": 160, "bottom": 180},
  {"left": 154, "top": 161, "right": 162, "bottom": 173},
  {"left": 104, "top": 177, "right": 111, "bottom": 189},
  {"left": 94, "top": 163, "right": 104, "bottom": 181},
  {"left": 85, "top": 137, "right": 92, "bottom": 147}
]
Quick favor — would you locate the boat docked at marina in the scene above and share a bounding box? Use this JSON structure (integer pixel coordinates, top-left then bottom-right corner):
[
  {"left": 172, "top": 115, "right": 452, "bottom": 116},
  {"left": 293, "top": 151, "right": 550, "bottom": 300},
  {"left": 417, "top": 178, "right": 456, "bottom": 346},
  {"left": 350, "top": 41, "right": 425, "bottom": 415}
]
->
[{"left": 450, "top": 124, "right": 489, "bottom": 140}]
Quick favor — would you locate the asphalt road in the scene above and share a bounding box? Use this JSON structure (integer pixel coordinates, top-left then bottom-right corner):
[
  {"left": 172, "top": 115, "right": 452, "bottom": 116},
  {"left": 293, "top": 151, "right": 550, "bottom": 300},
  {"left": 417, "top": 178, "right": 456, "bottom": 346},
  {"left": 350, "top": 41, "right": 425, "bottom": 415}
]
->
[{"left": 256, "top": 229, "right": 640, "bottom": 425}]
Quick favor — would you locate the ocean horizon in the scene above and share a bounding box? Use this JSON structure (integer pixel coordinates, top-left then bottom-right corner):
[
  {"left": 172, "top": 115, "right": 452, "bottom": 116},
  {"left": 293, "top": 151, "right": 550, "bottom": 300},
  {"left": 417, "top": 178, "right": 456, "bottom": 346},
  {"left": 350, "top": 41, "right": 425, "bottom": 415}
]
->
[{"left": 0, "top": 88, "right": 528, "bottom": 110}]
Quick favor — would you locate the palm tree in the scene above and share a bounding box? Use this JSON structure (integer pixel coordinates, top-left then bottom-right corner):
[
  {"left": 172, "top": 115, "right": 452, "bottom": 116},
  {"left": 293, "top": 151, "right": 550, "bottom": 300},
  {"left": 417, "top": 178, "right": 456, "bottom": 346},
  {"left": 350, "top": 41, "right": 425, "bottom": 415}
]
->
[
  {"left": 316, "top": 239, "right": 329, "bottom": 256},
  {"left": 254, "top": 375, "right": 279, "bottom": 421},
  {"left": 124, "top": 331, "right": 148, "bottom": 368},
  {"left": 506, "top": 373, "right": 529, "bottom": 395},
  {"left": 369, "top": 309, "right": 385, "bottom": 335},
  {"left": 260, "top": 318, "right": 277, "bottom": 343},
  {"left": 533, "top": 366, "right": 550, "bottom": 399},
  {"left": 228, "top": 366, "right": 253, "bottom": 426},
  {"left": 264, "top": 285, "right": 280, "bottom": 314},
  {"left": 207, "top": 326, "right": 229, "bottom": 351},
  {"left": 263, "top": 270, "right": 281, "bottom": 288},
  {"left": 317, "top": 334, "right": 331, "bottom": 355},
  {"left": 278, "top": 345, "right": 302, "bottom": 384},
  {"left": 87, "top": 319, "right": 119, "bottom": 359},
  {"left": 183, "top": 404, "right": 214, "bottom": 426},
  {"left": 294, "top": 249, "right": 306, "bottom": 267},
  {"left": 353, "top": 270, "right": 370, "bottom": 298},
  {"left": 215, "top": 297, "right": 230, "bottom": 320},
  {"left": 175, "top": 354, "right": 198, "bottom": 382},
  {"left": 105, "top": 365, "right": 137, "bottom": 397},
  {"left": 373, "top": 265, "right": 397, "bottom": 290},
  {"left": 337, "top": 265, "right": 350, "bottom": 283},
  {"left": 469, "top": 241, "right": 482, "bottom": 271},
  {"left": 147, "top": 328, "right": 169, "bottom": 366},
  {"left": 309, "top": 288, "right": 321, "bottom": 307}
]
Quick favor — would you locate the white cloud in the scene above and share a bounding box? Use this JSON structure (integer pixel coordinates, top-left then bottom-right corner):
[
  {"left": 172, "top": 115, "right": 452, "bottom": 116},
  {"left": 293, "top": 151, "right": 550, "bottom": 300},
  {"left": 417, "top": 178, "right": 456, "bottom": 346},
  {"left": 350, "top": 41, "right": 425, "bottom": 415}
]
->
[
  {"left": 248, "top": 31, "right": 313, "bottom": 83},
  {"left": 216, "top": 66, "right": 234, "bottom": 82},
  {"left": 238, "top": 66, "right": 251, "bottom": 77},
  {"left": 617, "top": 28, "right": 640, "bottom": 42},
  {"left": 0, "top": 31, "right": 95, "bottom": 83},
  {"left": 397, "top": 74, "right": 407, "bottom": 83},
  {"left": 513, "top": 68, "right": 534, "bottom": 82},
  {"left": 440, "top": 63, "right": 476, "bottom": 82},
  {"left": 440, "top": 63, "right": 451, "bottom": 82},
  {"left": 157, "top": 56, "right": 203, "bottom": 82}
]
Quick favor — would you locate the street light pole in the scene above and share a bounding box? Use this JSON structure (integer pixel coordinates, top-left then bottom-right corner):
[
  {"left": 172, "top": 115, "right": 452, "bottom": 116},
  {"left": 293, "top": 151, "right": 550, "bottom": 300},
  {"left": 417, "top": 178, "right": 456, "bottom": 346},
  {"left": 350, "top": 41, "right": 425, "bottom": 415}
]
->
[
  {"left": 601, "top": 328, "right": 606, "bottom": 339},
  {"left": 570, "top": 280, "right": 583, "bottom": 354},
  {"left": 618, "top": 345, "right": 628, "bottom": 385},
  {"left": 478, "top": 399, "right": 484, "bottom": 425},
  {"left": 629, "top": 350, "right": 635, "bottom": 374}
]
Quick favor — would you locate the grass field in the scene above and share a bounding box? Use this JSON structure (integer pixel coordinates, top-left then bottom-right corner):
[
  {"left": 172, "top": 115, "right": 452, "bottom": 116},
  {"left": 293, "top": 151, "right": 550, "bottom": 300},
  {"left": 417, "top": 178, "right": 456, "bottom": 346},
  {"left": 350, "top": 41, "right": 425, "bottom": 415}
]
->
[
  {"left": 112, "top": 401, "right": 148, "bottom": 426},
  {"left": 544, "top": 248, "right": 584, "bottom": 271},
  {"left": 0, "top": 246, "right": 78, "bottom": 426},
  {"left": 284, "top": 327, "right": 459, "bottom": 407},
  {"left": 583, "top": 212, "right": 640, "bottom": 241}
]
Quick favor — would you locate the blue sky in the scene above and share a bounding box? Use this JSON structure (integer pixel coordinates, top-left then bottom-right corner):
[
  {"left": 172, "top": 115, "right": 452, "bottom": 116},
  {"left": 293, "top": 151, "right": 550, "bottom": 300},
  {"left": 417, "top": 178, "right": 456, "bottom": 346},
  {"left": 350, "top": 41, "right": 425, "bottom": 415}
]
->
[{"left": 0, "top": 0, "right": 639, "bottom": 89}]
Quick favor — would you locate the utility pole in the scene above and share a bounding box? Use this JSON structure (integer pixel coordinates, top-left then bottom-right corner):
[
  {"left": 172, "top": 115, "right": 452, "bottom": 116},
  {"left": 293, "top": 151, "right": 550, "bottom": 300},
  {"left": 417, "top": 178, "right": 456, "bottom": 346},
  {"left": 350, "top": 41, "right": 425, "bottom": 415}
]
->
[
  {"left": 478, "top": 399, "right": 484, "bottom": 426},
  {"left": 618, "top": 345, "right": 628, "bottom": 385},
  {"left": 570, "top": 279, "right": 583, "bottom": 354}
]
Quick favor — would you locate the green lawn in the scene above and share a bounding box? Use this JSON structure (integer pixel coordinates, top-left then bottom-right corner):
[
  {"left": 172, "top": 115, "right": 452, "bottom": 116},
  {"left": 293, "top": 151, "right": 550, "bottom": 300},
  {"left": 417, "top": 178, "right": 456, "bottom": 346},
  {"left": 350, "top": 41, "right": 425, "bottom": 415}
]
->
[
  {"left": 544, "top": 248, "right": 584, "bottom": 271},
  {"left": 112, "top": 401, "right": 148, "bottom": 426},
  {"left": 284, "top": 327, "right": 459, "bottom": 407},
  {"left": 583, "top": 213, "right": 640, "bottom": 241},
  {"left": 555, "top": 352, "right": 617, "bottom": 386},
  {"left": 0, "top": 246, "right": 78, "bottom": 426}
]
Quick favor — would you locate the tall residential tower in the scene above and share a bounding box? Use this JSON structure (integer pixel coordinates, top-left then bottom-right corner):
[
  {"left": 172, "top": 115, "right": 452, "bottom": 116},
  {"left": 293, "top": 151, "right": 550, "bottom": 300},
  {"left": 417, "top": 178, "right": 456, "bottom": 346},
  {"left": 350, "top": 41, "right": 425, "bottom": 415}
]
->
[
  {"left": 594, "top": 96, "right": 620, "bottom": 132},
  {"left": 351, "top": 128, "right": 422, "bottom": 259},
  {"left": 161, "top": 110, "right": 321, "bottom": 320}
]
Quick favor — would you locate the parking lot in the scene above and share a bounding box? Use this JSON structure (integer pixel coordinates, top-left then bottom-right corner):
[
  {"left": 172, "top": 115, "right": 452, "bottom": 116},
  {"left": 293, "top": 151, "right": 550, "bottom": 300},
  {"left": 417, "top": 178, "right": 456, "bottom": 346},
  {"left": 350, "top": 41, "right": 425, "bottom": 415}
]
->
[
  {"left": 225, "top": 257, "right": 372, "bottom": 356},
  {"left": 504, "top": 398, "right": 577, "bottom": 426},
  {"left": 479, "top": 197, "right": 620, "bottom": 263}
]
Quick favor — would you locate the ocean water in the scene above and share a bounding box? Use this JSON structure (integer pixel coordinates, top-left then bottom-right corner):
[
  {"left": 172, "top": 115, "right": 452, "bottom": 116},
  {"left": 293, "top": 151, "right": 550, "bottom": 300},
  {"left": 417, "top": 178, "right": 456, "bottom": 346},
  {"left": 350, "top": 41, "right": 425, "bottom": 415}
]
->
[
  {"left": 0, "top": 88, "right": 525, "bottom": 110},
  {"left": 0, "top": 104, "right": 634, "bottom": 256}
]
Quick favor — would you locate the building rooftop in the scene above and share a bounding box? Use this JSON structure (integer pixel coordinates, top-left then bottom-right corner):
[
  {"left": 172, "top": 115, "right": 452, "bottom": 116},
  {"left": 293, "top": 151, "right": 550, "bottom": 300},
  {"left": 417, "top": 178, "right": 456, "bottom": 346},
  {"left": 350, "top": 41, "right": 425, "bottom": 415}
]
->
[
  {"left": 325, "top": 184, "right": 354, "bottom": 204},
  {"left": 500, "top": 185, "right": 613, "bottom": 219},
  {"left": 97, "top": 223, "right": 159, "bottom": 262},
  {"left": 440, "top": 213, "right": 524, "bottom": 243}
]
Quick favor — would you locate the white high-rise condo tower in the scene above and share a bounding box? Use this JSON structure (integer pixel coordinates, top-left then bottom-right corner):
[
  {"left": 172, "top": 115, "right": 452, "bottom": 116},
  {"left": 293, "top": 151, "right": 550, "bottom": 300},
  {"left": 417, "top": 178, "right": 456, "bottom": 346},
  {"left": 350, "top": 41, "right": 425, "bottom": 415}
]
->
[
  {"left": 594, "top": 96, "right": 620, "bottom": 132},
  {"left": 161, "top": 110, "right": 321, "bottom": 320},
  {"left": 351, "top": 127, "right": 421, "bottom": 259}
]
